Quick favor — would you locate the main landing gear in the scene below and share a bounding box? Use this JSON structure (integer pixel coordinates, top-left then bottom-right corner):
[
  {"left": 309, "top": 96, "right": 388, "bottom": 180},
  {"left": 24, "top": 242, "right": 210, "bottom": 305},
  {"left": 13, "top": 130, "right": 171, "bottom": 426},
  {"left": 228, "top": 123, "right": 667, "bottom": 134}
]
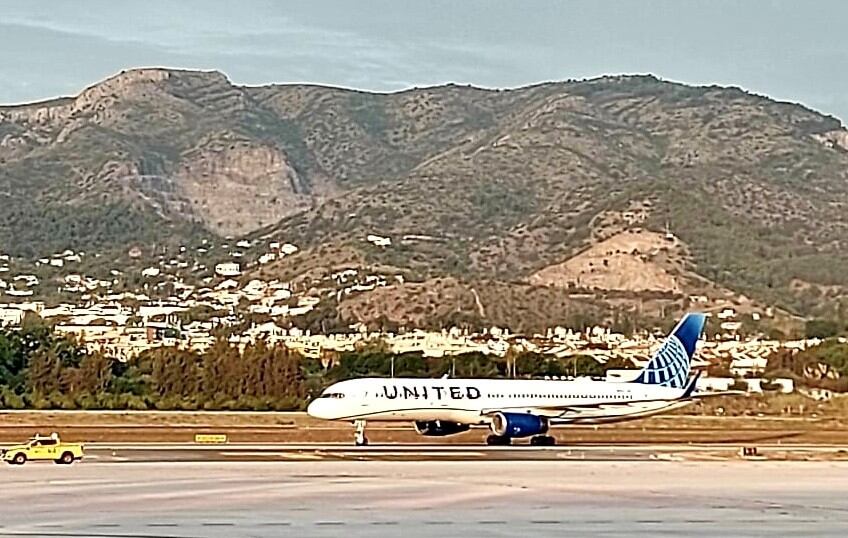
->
[
  {"left": 530, "top": 435, "right": 556, "bottom": 446},
  {"left": 353, "top": 419, "right": 369, "bottom": 446},
  {"left": 486, "top": 434, "right": 556, "bottom": 446},
  {"left": 486, "top": 434, "right": 511, "bottom": 446}
]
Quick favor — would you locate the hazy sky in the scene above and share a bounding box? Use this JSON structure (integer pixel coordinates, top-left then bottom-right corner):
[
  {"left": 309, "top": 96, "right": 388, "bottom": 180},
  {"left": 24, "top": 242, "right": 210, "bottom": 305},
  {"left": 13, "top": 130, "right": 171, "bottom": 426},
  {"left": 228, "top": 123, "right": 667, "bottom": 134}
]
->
[{"left": 2, "top": 0, "right": 847, "bottom": 122}]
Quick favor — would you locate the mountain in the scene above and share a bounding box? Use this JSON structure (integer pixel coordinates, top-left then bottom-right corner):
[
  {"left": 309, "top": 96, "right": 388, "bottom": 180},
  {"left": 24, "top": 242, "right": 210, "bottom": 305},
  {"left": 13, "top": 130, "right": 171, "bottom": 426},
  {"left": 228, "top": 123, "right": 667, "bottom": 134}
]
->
[
  {"left": 2, "top": 68, "right": 848, "bottom": 326},
  {"left": 253, "top": 74, "right": 848, "bottom": 322}
]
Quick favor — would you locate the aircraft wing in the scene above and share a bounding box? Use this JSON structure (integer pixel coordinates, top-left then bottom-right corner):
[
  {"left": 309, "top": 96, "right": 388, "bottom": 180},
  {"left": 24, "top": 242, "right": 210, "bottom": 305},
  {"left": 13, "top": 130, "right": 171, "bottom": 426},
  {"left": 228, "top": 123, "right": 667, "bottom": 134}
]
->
[
  {"left": 479, "top": 391, "right": 744, "bottom": 421},
  {"left": 479, "top": 397, "right": 692, "bottom": 418},
  {"left": 688, "top": 390, "right": 745, "bottom": 398}
]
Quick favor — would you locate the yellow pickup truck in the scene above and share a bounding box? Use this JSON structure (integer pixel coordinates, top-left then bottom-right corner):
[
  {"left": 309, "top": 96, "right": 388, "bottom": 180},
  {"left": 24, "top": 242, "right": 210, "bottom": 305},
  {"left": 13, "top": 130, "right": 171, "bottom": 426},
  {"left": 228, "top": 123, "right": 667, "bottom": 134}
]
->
[{"left": 1, "top": 433, "right": 84, "bottom": 465}]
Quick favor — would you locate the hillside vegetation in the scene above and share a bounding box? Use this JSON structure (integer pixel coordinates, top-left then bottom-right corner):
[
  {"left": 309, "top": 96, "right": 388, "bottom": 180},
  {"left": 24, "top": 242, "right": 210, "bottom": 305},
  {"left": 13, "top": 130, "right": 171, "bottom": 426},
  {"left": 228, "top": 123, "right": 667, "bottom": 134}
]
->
[{"left": 2, "top": 69, "right": 848, "bottom": 324}]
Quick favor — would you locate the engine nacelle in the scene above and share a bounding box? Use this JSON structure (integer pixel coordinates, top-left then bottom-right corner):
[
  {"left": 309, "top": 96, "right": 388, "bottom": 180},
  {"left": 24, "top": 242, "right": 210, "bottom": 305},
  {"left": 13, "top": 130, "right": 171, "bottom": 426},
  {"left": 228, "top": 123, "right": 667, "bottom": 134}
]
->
[
  {"left": 413, "top": 420, "right": 470, "bottom": 437},
  {"left": 491, "top": 412, "right": 549, "bottom": 438}
]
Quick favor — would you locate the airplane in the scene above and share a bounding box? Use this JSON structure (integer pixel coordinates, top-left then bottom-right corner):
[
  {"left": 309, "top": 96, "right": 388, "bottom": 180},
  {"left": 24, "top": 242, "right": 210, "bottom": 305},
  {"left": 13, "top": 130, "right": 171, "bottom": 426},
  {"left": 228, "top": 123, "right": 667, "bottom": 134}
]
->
[{"left": 307, "top": 312, "right": 715, "bottom": 446}]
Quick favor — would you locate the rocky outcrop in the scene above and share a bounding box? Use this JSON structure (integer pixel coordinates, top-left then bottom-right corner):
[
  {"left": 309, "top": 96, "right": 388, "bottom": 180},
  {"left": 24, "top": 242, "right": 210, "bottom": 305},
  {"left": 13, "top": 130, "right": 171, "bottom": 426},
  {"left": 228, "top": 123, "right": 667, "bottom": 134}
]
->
[
  {"left": 813, "top": 129, "right": 848, "bottom": 151},
  {"left": 176, "top": 140, "right": 309, "bottom": 236},
  {"left": 71, "top": 69, "right": 172, "bottom": 116}
]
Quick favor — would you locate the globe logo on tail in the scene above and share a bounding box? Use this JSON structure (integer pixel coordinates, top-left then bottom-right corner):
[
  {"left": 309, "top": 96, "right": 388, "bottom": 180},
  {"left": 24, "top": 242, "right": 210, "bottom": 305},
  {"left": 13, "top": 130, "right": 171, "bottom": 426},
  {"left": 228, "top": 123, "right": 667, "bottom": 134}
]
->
[
  {"left": 640, "top": 336, "right": 690, "bottom": 388},
  {"left": 635, "top": 313, "right": 706, "bottom": 389}
]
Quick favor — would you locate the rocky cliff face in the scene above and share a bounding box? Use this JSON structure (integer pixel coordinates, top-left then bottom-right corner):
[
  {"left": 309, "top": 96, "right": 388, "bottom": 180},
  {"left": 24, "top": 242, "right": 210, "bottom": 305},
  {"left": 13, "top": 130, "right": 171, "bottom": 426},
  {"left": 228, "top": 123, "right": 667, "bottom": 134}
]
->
[
  {"left": 176, "top": 139, "right": 308, "bottom": 235},
  {"left": 0, "top": 69, "right": 322, "bottom": 243},
  {"left": 814, "top": 129, "right": 848, "bottom": 151}
]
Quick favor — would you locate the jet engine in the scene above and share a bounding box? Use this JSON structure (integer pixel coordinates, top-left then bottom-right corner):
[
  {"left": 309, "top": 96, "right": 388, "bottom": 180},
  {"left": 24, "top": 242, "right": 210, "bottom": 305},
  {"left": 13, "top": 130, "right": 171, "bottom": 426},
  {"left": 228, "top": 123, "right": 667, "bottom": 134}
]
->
[
  {"left": 491, "top": 412, "right": 549, "bottom": 438},
  {"left": 413, "top": 420, "right": 470, "bottom": 436}
]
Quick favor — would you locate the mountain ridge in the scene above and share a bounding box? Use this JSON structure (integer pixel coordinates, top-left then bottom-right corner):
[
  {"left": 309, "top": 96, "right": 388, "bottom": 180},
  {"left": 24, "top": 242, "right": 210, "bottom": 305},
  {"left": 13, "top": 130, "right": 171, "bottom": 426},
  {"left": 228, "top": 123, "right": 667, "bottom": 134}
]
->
[{"left": 2, "top": 68, "right": 848, "bottom": 326}]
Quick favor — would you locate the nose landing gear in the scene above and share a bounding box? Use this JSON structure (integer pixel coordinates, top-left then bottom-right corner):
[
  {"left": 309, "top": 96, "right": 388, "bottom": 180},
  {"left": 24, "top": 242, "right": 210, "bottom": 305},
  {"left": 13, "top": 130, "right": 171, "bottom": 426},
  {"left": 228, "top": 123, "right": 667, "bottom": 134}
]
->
[{"left": 353, "top": 419, "right": 369, "bottom": 446}]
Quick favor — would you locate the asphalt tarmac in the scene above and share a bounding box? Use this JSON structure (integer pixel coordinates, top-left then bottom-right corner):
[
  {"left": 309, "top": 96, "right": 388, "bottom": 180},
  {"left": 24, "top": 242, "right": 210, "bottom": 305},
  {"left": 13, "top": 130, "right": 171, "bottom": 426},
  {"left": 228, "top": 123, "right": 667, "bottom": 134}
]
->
[
  {"left": 71, "top": 442, "right": 848, "bottom": 462},
  {"left": 82, "top": 443, "right": 679, "bottom": 462},
  {"left": 1, "top": 458, "right": 848, "bottom": 537}
]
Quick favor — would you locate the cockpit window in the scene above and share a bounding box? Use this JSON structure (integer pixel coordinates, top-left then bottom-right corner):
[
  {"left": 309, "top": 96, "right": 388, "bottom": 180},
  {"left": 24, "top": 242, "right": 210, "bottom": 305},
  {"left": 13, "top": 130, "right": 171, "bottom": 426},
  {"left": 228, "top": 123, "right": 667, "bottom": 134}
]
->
[{"left": 319, "top": 392, "right": 345, "bottom": 399}]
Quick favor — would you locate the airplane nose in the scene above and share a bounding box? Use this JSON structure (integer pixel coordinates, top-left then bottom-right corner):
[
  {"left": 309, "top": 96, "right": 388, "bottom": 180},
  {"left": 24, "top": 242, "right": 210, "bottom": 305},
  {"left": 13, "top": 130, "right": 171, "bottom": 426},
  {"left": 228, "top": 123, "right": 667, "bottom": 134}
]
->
[{"left": 307, "top": 399, "right": 330, "bottom": 419}]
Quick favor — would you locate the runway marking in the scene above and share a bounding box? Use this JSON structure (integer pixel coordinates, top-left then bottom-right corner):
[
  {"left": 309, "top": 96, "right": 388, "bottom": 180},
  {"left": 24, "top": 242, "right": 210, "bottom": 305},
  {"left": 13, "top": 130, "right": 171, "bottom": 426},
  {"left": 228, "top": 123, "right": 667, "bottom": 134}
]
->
[
  {"left": 0, "top": 533, "right": 199, "bottom": 538},
  {"left": 280, "top": 453, "right": 323, "bottom": 460},
  {"left": 0, "top": 531, "right": 198, "bottom": 538},
  {"left": 47, "top": 480, "right": 105, "bottom": 486},
  {"left": 223, "top": 451, "right": 321, "bottom": 457},
  {"left": 334, "top": 451, "right": 487, "bottom": 457}
]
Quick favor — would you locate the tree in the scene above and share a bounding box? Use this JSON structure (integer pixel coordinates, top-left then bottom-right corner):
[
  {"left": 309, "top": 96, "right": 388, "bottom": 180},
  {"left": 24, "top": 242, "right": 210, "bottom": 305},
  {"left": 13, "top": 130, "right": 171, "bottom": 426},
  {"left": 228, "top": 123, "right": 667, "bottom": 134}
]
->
[
  {"left": 805, "top": 319, "right": 842, "bottom": 339},
  {"left": 0, "top": 331, "right": 27, "bottom": 391},
  {"left": 76, "top": 351, "right": 113, "bottom": 395},
  {"left": 564, "top": 355, "right": 605, "bottom": 377},
  {"left": 26, "top": 347, "right": 62, "bottom": 396},
  {"left": 140, "top": 348, "right": 201, "bottom": 399},
  {"left": 453, "top": 352, "right": 502, "bottom": 378},
  {"left": 603, "top": 356, "right": 637, "bottom": 372}
]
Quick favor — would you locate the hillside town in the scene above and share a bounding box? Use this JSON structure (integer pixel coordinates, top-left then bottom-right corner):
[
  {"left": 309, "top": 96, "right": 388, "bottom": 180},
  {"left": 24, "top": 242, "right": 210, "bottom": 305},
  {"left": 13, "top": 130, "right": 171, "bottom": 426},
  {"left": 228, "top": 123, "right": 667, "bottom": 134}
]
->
[{"left": 0, "top": 239, "right": 829, "bottom": 398}]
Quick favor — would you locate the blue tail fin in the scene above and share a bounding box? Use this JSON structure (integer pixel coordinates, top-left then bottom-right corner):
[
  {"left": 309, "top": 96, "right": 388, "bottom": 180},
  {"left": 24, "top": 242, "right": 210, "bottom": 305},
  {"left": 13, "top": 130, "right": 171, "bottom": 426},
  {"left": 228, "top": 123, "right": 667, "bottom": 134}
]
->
[{"left": 634, "top": 313, "right": 706, "bottom": 389}]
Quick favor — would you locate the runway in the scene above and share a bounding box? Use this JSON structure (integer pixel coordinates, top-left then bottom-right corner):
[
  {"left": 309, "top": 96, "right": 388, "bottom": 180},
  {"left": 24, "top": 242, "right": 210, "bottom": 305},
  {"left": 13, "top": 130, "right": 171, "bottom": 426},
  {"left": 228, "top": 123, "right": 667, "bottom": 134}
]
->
[
  {"left": 1, "top": 459, "right": 847, "bottom": 537},
  {"left": 57, "top": 442, "right": 848, "bottom": 463}
]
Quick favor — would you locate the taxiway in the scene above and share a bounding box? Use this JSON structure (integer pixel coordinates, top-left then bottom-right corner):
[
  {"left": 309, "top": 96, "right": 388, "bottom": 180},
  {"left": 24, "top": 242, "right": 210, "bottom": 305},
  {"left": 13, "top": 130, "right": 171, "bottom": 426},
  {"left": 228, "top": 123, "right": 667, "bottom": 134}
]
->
[{"left": 1, "top": 459, "right": 847, "bottom": 537}]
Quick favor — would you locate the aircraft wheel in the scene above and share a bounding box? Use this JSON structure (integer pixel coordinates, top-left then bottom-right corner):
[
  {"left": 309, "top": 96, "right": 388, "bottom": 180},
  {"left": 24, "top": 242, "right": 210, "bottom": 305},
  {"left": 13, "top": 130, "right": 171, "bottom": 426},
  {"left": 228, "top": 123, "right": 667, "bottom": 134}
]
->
[
  {"left": 531, "top": 435, "right": 556, "bottom": 446},
  {"left": 486, "top": 434, "right": 511, "bottom": 446}
]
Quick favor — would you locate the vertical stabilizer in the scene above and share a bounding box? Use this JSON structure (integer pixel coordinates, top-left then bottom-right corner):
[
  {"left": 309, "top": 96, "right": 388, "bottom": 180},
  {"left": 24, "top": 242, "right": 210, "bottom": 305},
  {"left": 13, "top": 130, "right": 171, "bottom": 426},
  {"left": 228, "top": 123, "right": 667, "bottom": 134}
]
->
[{"left": 634, "top": 313, "right": 706, "bottom": 389}]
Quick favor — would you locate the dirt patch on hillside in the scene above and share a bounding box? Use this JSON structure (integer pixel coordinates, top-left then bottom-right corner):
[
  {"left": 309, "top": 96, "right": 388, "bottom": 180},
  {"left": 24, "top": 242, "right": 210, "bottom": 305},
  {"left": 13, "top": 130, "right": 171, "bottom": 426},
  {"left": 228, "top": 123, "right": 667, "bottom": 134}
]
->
[
  {"left": 529, "top": 229, "right": 683, "bottom": 293},
  {"left": 338, "top": 277, "right": 476, "bottom": 329}
]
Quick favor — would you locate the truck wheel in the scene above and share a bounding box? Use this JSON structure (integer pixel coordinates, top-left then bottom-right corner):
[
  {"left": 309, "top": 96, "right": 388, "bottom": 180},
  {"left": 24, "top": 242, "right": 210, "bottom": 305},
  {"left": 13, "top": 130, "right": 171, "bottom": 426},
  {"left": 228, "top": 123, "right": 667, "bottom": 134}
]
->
[
  {"left": 59, "top": 452, "right": 74, "bottom": 465},
  {"left": 12, "top": 453, "right": 26, "bottom": 465}
]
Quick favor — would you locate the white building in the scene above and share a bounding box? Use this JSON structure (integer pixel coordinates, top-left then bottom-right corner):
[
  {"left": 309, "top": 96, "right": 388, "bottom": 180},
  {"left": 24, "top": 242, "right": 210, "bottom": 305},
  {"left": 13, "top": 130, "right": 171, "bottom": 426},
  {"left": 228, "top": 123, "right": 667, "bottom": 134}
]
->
[
  {"left": 366, "top": 234, "right": 391, "bottom": 247},
  {"left": 0, "top": 307, "right": 24, "bottom": 326},
  {"left": 215, "top": 262, "right": 241, "bottom": 277},
  {"left": 730, "top": 356, "right": 768, "bottom": 377},
  {"left": 280, "top": 243, "right": 299, "bottom": 255}
]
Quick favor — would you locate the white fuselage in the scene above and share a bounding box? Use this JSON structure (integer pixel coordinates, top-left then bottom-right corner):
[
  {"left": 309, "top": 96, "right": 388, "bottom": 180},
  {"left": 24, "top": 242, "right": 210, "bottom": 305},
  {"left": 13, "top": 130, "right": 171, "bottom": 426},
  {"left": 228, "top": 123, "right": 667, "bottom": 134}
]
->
[{"left": 307, "top": 377, "right": 689, "bottom": 426}]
